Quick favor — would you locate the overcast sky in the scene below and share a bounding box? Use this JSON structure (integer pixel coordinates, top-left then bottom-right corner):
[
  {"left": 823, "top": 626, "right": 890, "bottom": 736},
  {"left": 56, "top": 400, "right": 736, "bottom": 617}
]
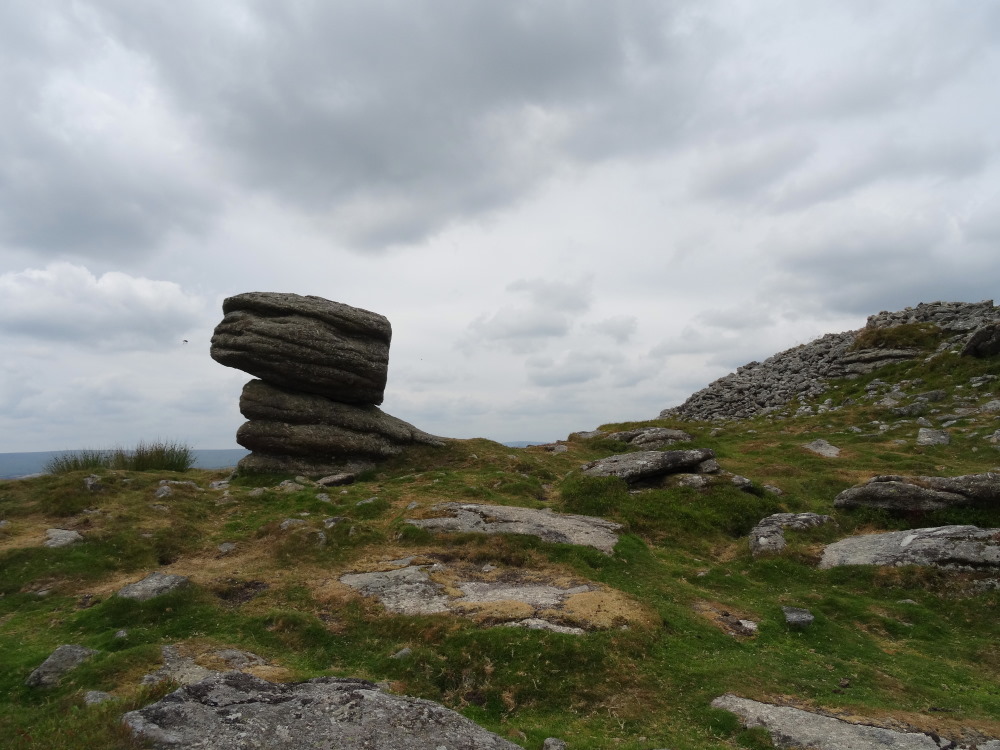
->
[{"left": 2, "top": 1, "right": 999, "bottom": 451}]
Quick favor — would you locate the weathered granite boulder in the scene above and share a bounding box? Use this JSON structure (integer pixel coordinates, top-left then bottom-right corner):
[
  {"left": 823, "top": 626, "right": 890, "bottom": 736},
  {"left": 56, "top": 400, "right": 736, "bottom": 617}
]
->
[
  {"left": 802, "top": 439, "right": 840, "bottom": 458},
  {"left": 123, "top": 672, "right": 523, "bottom": 749},
  {"left": 211, "top": 292, "right": 390, "bottom": 404},
  {"left": 749, "top": 512, "right": 834, "bottom": 556},
  {"left": 606, "top": 427, "right": 692, "bottom": 448},
  {"left": 236, "top": 380, "right": 442, "bottom": 471},
  {"left": 580, "top": 449, "right": 715, "bottom": 484},
  {"left": 25, "top": 644, "right": 98, "bottom": 687},
  {"left": 712, "top": 694, "right": 1000, "bottom": 749},
  {"left": 116, "top": 572, "right": 190, "bottom": 601},
  {"left": 834, "top": 473, "right": 1000, "bottom": 512},
  {"left": 962, "top": 321, "right": 1000, "bottom": 357},
  {"left": 818, "top": 525, "right": 1000, "bottom": 569}
]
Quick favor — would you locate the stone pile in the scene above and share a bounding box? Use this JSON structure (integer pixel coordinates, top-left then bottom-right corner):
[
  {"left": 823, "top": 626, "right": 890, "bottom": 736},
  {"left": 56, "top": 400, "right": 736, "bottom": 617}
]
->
[
  {"left": 211, "top": 292, "right": 441, "bottom": 475},
  {"left": 661, "top": 301, "right": 1000, "bottom": 422}
]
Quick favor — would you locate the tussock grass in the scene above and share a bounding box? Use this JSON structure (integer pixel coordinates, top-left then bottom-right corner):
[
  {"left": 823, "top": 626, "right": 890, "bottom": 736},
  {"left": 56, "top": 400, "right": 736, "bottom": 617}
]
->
[{"left": 44, "top": 441, "right": 194, "bottom": 474}]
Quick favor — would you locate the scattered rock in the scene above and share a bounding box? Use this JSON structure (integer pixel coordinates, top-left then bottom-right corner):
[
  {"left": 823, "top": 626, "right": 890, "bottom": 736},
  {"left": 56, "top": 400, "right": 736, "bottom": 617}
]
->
[
  {"left": 153, "top": 485, "right": 173, "bottom": 499},
  {"left": 750, "top": 513, "right": 834, "bottom": 556},
  {"left": 44, "top": 528, "right": 83, "bottom": 548},
  {"left": 961, "top": 321, "right": 1000, "bottom": 357},
  {"left": 123, "top": 672, "right": 523, "bottom": 750},
  {"left": 503, "top": 619, "right": 585, "bottom": 635},
  {"left": 803, "top": 439, "right": 840, "bottom": 458},
  {"left": 83, "top": 475, "right": 103, "bottom": 492},
  {"left": 323, "top": 516, "right": 349, "bottom": 528},
  {"left": 25, "top": 644, "right": 98, "bottom": 687},
  {"left": 580, "top": 449, "right": 715, "bottom": 484},
  {"left": 116, "top": 572, "right": 190, "bottom": 601},
  {"left": 407, "top": 503, "right": 622, "bottom": 553},
  {"left": 819, "top": 525, "right": 1000, "bottom": 570},
  {"left": 606, "top": 427, "right": 693, "bottom": 448},
  {"left": 916, "top": 428, "right": 950, "bottom": 446},
  {"left": 543, "top": 739, "right": 568, "bottom": 750},
  {"left": 834, "top": 473, "right": 1000, "bottom": 512},
  {"left": 782, "top": 606, "right": 815, "bottom": 627},
  {"left": 217, "top": 542, "right": 236, "bottom": 556},
  {"left": 712, "top": 694, "right": 999, "bottom": 749},
  {"left": 317, "top": 472, "right": 356, "bottom": 486},
  {"left": 84, "top": 690, "right": 114, "bottom": 705},
  {"left": 390, "top": 647, "right": 412, "bottom": 659},
  {"left": 279, "top": 518, "right": 308, "bottom": 531}
]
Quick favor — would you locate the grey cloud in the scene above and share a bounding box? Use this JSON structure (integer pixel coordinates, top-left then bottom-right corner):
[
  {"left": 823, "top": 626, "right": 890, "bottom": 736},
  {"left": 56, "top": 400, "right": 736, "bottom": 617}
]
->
[
  {"left": 526, "top": 351, "right": 622, "bottom": 388},
  {"left": 506, "top": 278, "right": 593, "bottom": 313},
  {"left": 0, "top": 263, "right": 208, "bottom": 350},
  {"left": 692, "top": 135, "right": 815, "bottom": 201},
  {"left": 0, "top": 3, "right": 219, "bottom": 259},
  {"left": 696, "top": 306, "right": 774, "bottom": 332},
  {"left": 88, "top": 0, "right": 707, "bottom": 249},
  {"left": 586, "top": 315, "right": 637, "bottom": 343}
]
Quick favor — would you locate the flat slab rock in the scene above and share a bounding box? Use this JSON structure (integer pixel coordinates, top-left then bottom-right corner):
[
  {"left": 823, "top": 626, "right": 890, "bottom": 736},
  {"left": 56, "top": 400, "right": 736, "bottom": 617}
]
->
[
  {"left": 339, "top": 558, "right": 632, "bottom": 634},
  {"left": 819, "top": 525, "right": 1000, "bottom": 569},
  {"left": 835, "top": 473, "right": 1000, "bottom": 512},
  {"left": 123, "top": 671, "right": 522, "bottom": 750},
  {"left": 407, "top": 503, "right": 622, "bottom": 554},
  {"left": 712, "top": 694, "right": 1000, "bottom": 750},
  {"left": 579, "top": 448, "right": 715, "bottom": 484},
  {"left": 116, "top": 572, "right": 190, "bottom": 601}
]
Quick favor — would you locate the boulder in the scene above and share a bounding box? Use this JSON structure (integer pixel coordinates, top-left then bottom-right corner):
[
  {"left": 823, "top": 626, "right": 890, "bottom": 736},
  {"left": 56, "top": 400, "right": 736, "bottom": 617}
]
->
[
  {"left": 711, "top": 694, "right": 999, "bottom": 749},
  {"left": 818, "top": 525, "right": 1000, "bottom": 569},
  {"left": 916, "top": 428, "right": 950, "bottom": 446},
  {"left": 580, "top": 449, "right": 715, "bottom": 484},
  {"left": 834, "top": 473, "right": 1000, "bottom": 512},
  {"left": 961, "top": 322, "right": 1000, "bottom": 357},
  {"left": 116, "top": 572, "right": 190, "bottom": 601},
  {"left": 782, "top": 606, "right": 815, "bottom": 627},
  {"left": 408, "top": 503, "right": 622, "bottom": 554},
  {"left": 606, "top": 427, "right": 692, "bottom": 448},
  {"left": 211, "top": 292, "right": 391, "bottom": 404},
  {"left": 44, "top": 529, "right": 83, "bottom": 548},
  {"left": 236, "top": 380, "right": 442, "bottom": 469},
  {"left": 802, "top": 439, "right": 840, "bottom": 458},
  {"left": 750, "top": 513, "right": 834, "bottom": 556},
  {"left": 123, "top": 672, "right": 523, "bottom": 750},
  {"left": 25, "top": 644, "right": 98, "bottom": 687}
]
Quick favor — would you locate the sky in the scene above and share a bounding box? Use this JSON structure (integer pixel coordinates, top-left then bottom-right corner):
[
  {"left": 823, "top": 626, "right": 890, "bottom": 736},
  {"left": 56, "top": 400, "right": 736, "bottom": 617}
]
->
[{"left": 2, "top": 1, "right": 1000, "bottom": 451}]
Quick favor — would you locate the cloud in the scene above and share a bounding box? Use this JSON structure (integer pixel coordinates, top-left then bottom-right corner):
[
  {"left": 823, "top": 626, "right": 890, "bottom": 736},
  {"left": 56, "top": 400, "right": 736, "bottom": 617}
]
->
[
  {"left": 0, "top": 263, "right": 208, "bottom": 350},
  {"left": 586, "top": 315, "right": 638, "bottom": 343},
  {"left": 691, "top": 135, "right": 815, "bottom": 201},
  {"left": 526, "top": 350, "right": 621, "bottom": 388}
]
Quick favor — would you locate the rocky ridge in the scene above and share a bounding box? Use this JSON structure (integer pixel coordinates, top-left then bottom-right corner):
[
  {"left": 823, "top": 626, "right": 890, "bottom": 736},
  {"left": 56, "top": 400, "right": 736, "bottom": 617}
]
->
[{"left": 661, "top": 300, "right": 1000, "bottom": 422}]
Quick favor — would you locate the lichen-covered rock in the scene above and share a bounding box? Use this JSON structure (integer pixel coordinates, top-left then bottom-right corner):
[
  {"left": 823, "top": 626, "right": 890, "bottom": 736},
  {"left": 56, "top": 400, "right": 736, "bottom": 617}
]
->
[
  {"left": 235, "top": 380, "right": 442, "bottom": 472},
  {"left": 580, "top": 449, "right": 715, "bottom": 484},
  {"left": 605, "top": 427, "right": 692, "bottom": 448},
  {"left": 749, "top": 513, "right": 834, "bottom": 556},
  {"left": 211, "top": 292, "right": 391, "bottom": 404},
  {"left": 116, "top": 572, "right": 190, "bottom": 601},
  {"left": 834, "top": 473, "right": 1000, "bottom": 512},
  {"left": 712, "top": 693, "right": 999, "bottom": 749},
  {"left": 25, "top": 644, "right": 98, "bottom": 687},
  {"left": 408, "top": 503, "right": 622, "bottom": 554},
  {"left": 818, "top": 525, "right": 1000, "bottom": 569},
  {"left": 122, "top": 672, "right": 523, "bottom": 749}
]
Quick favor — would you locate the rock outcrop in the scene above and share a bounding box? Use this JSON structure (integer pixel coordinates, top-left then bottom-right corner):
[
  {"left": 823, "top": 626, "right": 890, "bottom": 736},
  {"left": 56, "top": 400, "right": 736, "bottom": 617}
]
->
[
  {"left": 211, "top": 292, "right": 441, "bottom": 475},
  {"left": 818, "top": 525, "right": 1000, "bottom": 569},
  {"left": 749, "top": 512, "right": 834, "bottom": 556},
  {"left": 661, "top": 300, "right": 1000, "bottom": 422},
  {"left": 123, "top": 672, "right": 522, "bottom": 750},
  {"left": 25, "top": 644, "right": 98, "bottom": 687},
  {"left": 834, "top": 473, "right": 1000, "bottom": 512}
]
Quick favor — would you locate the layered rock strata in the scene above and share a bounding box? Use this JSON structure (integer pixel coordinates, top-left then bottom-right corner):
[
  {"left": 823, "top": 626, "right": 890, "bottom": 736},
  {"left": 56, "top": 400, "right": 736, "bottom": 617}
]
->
[
  {"left": 661, "top": 300, "right": 1000, "bottom": 422},
  {"left": 211, "top": 292, "right": 439, "bottom": 475}
]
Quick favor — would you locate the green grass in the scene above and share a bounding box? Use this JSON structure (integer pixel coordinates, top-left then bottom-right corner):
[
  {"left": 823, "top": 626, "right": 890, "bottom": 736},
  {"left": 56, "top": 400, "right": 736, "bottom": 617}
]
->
[
  {"left": 3, "top": 349, "right": 1000, "bottom": 749},
  {"left": 45, "top": 441, "right": 195, "bottom": 474}
]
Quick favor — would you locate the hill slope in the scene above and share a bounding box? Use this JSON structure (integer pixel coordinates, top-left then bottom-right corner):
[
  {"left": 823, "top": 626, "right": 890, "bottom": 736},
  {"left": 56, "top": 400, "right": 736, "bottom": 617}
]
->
[{"left": 2, "top": 301, "right": 1000, "bottom": 749}]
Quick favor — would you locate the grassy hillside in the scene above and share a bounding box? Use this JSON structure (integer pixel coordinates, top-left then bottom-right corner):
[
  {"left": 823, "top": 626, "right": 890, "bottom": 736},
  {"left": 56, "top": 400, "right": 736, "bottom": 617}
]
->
[{"left": 1, "top": 350, "right": 999, "bottom": 749}]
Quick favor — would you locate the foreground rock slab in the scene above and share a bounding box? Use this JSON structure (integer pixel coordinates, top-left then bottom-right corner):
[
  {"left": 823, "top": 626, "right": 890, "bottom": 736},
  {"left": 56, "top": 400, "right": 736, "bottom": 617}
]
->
[
  {"left": 819, "top": 525, "right": 1000, "bottom": 569},
  {"left": 580, "top": 449, "right": 715, "bottom": 484},
  {"left": 124, "top": 672, "right": 523, "bottom": 750},
  {"left": 408, "top": 503, "right": 622, "bottom": 553},
  {"left": 835, "top": 473, "right": 1000, "bottom": 512},
  {"left": 712, "top": 694, "right": 1000, "bottom": 750}
]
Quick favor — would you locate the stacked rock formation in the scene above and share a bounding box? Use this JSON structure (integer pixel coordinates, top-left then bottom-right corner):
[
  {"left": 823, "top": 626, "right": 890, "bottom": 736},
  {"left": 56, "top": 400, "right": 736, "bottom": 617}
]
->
[
  {"left": 661, "top": 300, "right": 1000, "bottom": 422},
  {"left": 211, "top": 292, "right": 442, "bottom": 475}
]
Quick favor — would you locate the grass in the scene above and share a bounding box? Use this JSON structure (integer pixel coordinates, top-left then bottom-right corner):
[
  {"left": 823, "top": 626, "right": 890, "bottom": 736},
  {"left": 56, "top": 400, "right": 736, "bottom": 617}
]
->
[
  {"left": 2, "top": 349, "right": 1000, "bottom": 749},
  {"left": 44, "top": 441, "right": 195, "bottom": 474}
]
